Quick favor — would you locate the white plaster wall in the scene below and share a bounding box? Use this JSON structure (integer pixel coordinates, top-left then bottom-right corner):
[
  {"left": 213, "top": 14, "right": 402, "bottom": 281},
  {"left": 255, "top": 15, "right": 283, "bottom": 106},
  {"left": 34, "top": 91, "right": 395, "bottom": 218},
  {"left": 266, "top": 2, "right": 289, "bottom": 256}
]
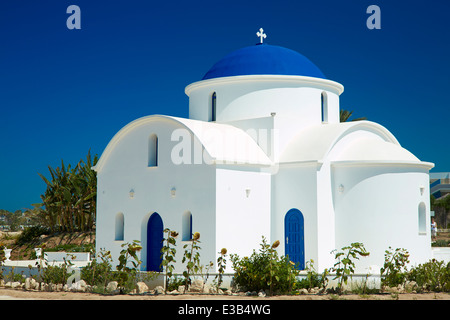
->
[
  {"left": 332, "top": 165, "right": 432, "bottom": 273},
  {"left": 187, "top": 76, "right": 341, "bottom": 129},
  {"left": 271, "top": 164, "right": 319, "bottom": 268},
  {"left": 315, "top": 161, "right": 338, "bottom": 272},
  {"left": 96, "top": 119, "right": 217, "bottom": 272},
  {"left": 215, "top": 168, "right": 271, "bottom": 269}
]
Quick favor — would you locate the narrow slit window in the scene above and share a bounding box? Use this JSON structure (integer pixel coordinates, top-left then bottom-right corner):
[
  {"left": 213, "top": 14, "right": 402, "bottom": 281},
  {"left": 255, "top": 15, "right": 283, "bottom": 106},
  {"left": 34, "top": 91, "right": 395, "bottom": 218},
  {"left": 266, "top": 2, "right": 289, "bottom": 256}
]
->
[
  {"left": 418, "top": 202, "right": 426, "bottom": 234},
  {"left": 148, "top": 134, "right": 158, "bottom": 167},
  {"left": 321, "top": 92, "right": 328, "bottom": 123},
  {"left": 211, "top": 92, "right": 217, "bottom": 122},
  {"left": 182, "top": 211, "right": 193, "bottom": 241},
  {"left": 115, "top": 212, "right": 124, "bottom": 241}
]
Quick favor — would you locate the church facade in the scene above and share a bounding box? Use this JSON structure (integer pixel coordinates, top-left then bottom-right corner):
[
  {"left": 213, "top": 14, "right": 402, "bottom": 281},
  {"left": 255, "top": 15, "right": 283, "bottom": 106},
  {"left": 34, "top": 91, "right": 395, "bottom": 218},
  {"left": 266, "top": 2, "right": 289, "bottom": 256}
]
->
[{"left": 94, "top": 35, "right": 434, "bottom": 274}]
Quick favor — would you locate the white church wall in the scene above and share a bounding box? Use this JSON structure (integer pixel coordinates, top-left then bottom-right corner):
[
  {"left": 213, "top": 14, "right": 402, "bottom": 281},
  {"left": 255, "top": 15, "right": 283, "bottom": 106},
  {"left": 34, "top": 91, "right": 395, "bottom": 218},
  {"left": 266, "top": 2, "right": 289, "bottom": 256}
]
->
[
  {"left": 332, "top": 164, "right": 432, "bottom": 273},
  {"left": 271, "top": 164, "right": 319, "bottom": 268},
  {"left": 95, "top": 119, "right": 218, "bottom": 272},
  {"left": 315, "top": 161, "right": 338, "bottom": 272},
  {"left": 215, "top": 168, "right": 271, "bottom": 270}
]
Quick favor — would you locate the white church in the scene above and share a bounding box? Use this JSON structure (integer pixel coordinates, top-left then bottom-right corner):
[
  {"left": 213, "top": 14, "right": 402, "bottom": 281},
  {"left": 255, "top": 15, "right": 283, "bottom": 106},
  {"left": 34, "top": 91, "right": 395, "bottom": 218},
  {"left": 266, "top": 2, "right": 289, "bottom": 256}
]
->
[{"left": 94, "top": 29, "right": 434, "bottom": 274}]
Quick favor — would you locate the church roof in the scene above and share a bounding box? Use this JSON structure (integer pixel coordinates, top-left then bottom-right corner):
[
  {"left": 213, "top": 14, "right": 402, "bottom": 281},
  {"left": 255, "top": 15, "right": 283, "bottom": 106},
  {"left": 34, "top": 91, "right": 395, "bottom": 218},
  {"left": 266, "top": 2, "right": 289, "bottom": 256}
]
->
[
  {"left": 93, "top": 115, "right": 272, "bottom": 173},
  {"left": 202, "top": 44, "right": 326, "bottom": 80},
  {"left": 279, "top": 121, "right": 432, "bottom": 167}
]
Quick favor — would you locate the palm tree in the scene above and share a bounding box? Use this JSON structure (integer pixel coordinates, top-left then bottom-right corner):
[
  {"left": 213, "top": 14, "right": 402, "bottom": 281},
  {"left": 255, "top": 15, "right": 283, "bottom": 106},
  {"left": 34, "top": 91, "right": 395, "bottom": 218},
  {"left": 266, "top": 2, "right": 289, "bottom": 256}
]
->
[
  {"left": 37, "top": 150, "right": 98, "bottom": 233},
  {"left": 340, "top": 110, "right": 367, "bottom": 122}
]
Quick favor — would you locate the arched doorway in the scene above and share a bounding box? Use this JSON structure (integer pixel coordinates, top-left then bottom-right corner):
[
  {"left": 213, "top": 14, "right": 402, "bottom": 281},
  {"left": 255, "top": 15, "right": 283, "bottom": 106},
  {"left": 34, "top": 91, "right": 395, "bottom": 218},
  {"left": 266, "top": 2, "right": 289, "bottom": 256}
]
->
[
  {"left": 147, "top": 212, "right": 163, "bottom": 272},
  {"left": 284, "top": 208, "right": 305, "bottom": 269}
]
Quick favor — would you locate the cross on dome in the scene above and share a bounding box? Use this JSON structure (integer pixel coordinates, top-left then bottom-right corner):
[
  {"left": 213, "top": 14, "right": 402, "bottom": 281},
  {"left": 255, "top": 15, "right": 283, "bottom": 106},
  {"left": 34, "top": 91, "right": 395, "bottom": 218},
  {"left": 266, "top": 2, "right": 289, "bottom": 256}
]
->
[{"left": 256, "top": 28, "right": 267, "bottom": 44}]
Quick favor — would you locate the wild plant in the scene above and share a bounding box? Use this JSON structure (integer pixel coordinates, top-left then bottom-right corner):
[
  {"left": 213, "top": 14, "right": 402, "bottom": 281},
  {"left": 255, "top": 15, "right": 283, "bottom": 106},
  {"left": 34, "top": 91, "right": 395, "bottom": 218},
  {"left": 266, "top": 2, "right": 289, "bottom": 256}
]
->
[
  {"left": 330, "top": 242, "right": 370, "bottom": 294},
  {"left": 380, "top": 247, "right": 410, "bottom": 288},
  {"left": 297, "top": 259, "right": 329, "bottom": 292},
  {"left": 407, "top": 259, "right": 450, "bottom": 292},
  {"left": 80, "top": 248, "right": 113, "bottom": 290},
  {"left": 182, "top": 232, "right": 201, "bottom": 290},
  {"left": 116, "top": 240, "right": 143, "bottom": 292},
  {"left": 214, "top": 248, "right": 227, "bottom": 292},
  {"left": 161, "top": 228, "right": 178, "bottom": 293}
]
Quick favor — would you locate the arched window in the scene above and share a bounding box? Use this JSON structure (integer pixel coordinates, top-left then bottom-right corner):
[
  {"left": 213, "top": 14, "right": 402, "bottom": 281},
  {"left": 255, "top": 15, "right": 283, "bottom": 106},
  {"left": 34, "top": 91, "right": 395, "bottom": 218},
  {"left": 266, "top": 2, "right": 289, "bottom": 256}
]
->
[
  {"left": 418, "top": 202, "right": 426, "bottom": 234},
  {"left": 115, "top": 212, "right": 124, "bottom": 241},
  {"left": 182, "top": 211, "right": 193, "bottom": 241},
  {"left": 211, "top": 92, "right": 217, "bottom": 122},
  {"left": 148, "top": 134, "right": 158, "bottom": 167},
  {"left": 321, "top": 92, "right": 328, "bottom": 123}
]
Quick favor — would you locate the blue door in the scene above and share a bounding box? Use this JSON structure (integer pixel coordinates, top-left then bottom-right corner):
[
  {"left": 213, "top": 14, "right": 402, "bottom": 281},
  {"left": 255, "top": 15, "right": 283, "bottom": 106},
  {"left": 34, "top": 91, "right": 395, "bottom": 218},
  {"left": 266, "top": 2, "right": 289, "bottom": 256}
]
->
[
  {"left": 284, "top": 209, "right": 305, "bottom": 269},
  {"left": 147, "top": 212, "right": 163, "bottom": 272}
]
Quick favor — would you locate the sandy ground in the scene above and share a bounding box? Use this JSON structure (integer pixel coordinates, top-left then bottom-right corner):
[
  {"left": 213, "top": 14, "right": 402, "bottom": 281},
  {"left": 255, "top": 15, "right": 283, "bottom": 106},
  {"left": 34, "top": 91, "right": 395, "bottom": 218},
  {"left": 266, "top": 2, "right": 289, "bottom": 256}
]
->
[{"left": 0, "top": 288, "right": 448, "bottom": 300}]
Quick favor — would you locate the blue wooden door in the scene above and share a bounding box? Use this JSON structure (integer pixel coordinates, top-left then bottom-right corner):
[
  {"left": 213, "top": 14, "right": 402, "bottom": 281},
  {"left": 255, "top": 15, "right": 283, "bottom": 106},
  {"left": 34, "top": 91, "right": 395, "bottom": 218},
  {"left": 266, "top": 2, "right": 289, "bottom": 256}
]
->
[
  {"left": 147, "top": 212, "right": 163, "bottom": 272},
  {"left": 284, "top": 209, "right": 305, "bottom": 269}
]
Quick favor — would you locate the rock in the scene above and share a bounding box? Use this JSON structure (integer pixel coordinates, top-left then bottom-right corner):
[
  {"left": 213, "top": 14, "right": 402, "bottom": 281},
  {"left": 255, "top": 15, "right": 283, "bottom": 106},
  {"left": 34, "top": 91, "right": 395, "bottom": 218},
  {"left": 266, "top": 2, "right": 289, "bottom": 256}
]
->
[
  {"left": 189, "top": 279, "right": 204, "bottom": 293},
  {"left": 106, "top": 281, "right": 118, "bottom": 293},
  {"left": 0, "top": 280, "right": 5, "bottom": 287},
  {"left": 203, "top": 283, "right": 212, "bottom": 294},
  {"left": 258, "top": 290, "right": 266, "bottom": 297},
  {"left": 25, "top": 278, "right": 32, "bottom": 290},
  {"left": 71, "top": 280, "right": 87, "bottom": 292},
  {"left": 169, "top": 290, "right": 179, "bottom": 294},
  {"left": 136, "top": 282, "right": 149, "bottom": 294},
  {"left": 154, "top": 285, "right": 165, "bottom": 295},
  {"left": 299, "top": 288, "right": 309, "bottom": 295},
  {"left": 404, "top": 281, "right": 417, "bottom": 292},
  {"left": 11, "top": 282, "right": 21, "bottom": 289},
  {"left": 178, "top": 285, "right": 186, "bottom": 294}
]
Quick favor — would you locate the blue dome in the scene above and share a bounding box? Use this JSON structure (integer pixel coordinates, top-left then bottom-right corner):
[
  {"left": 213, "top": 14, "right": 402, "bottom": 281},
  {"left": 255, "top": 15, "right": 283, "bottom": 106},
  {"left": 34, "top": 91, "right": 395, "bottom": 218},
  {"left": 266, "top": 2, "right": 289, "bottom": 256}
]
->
[{"left": 202, "top": 44, "right": 326, "bottom": 80}]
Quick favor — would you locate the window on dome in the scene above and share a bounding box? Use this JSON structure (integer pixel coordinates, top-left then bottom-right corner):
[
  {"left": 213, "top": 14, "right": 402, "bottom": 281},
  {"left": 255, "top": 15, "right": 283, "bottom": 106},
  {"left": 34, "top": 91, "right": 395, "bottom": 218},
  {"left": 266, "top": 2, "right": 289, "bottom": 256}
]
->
[
  {"left": 211, "top": 92, "right": 217, "bottom": 122},
  {"left": 321, "top": 92, "right": 328, "bottom": 123},
  {"left": 148, "top": 134, "right": 158, "bottom": 167}
]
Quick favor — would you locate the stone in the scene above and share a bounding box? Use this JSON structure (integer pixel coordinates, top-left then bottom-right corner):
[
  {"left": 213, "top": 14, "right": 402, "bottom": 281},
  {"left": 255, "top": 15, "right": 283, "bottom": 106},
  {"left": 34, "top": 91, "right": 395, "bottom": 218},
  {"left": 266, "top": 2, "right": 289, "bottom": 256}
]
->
[
  {"left": 106, "top": 281, "right": 118, "bottom": 293},
  {"left": 258, "top": 290, "right": 266, "bottom": 297},
  {"left": 71, "top": 280, "right": 87, "bottom": 292},
  {"left": 136, "top": 282, "right": 149, "bottom": 294},
  {"left": 299, "top": 288, "right": 309, "bottom": 295},
  {"left": 178, "top": 285, "right": 186, "bottom": 294},
  {"left": 189, "top": 279, "right": 204, "bottom": 293},
  {"left": 11, "top": 282, "right": 21, "bottom": 289},
  {"left": 203, "top": 283, "right": 212, "bottom": 294},
  {"left": 154, "top": 285, "right": 165, "bottom": 295}
]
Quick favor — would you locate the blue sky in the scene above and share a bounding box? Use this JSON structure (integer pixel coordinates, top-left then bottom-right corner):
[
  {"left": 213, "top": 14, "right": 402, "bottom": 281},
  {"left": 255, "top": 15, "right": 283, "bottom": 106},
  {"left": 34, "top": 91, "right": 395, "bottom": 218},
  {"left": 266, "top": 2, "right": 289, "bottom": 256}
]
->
[{"left": 1, "top": 0, "right": 449, "bottom": 212}]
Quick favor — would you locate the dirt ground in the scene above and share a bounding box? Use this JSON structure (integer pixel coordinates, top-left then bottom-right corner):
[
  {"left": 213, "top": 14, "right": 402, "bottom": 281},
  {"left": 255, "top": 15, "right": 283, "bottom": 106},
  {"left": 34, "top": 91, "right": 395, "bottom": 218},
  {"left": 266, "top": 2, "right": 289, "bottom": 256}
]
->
[{"left": 0, "top": 288, "right": 448, "bottom": 300}]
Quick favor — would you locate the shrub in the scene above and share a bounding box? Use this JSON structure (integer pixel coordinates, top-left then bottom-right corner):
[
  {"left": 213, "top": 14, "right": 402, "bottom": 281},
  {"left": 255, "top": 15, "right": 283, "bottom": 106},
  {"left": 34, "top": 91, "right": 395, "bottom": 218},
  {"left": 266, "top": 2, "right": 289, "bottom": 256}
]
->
[
  {"left": 330, "top": 242, "right": 370, "bottom": 293},
  {"left": 407, "top": 259, "right": 450, "bottom": 292},
  {"left": 15, "top": 226, "right": 50, "bottom": 246},
  {"left": 380, "top": 247, "right": 410, "bottom": 288},
  {"left": 297, "top": 259, "right": 329, "bottom": 291},
  {"left": 230, "top": 236, "right": 300, "bottom": 295}
]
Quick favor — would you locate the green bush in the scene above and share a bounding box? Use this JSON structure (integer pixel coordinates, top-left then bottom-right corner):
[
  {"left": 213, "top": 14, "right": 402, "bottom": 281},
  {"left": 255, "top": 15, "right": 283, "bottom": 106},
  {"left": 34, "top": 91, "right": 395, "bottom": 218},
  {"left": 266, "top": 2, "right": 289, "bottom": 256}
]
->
[
  {"left": 297, "top": 259, "right": 329, "bottom": 291},
  {"left": 15, "top": 226, "right": 50, "bottom": 246},
  {"left": 380, "top": 247, "right": 410, "bottom": 288},
  {"left": 407, "top": 259, "right": 450, "bottom": 292},
  {"left": 230, "top": 236, "right": 300, "bottom": 295}
]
